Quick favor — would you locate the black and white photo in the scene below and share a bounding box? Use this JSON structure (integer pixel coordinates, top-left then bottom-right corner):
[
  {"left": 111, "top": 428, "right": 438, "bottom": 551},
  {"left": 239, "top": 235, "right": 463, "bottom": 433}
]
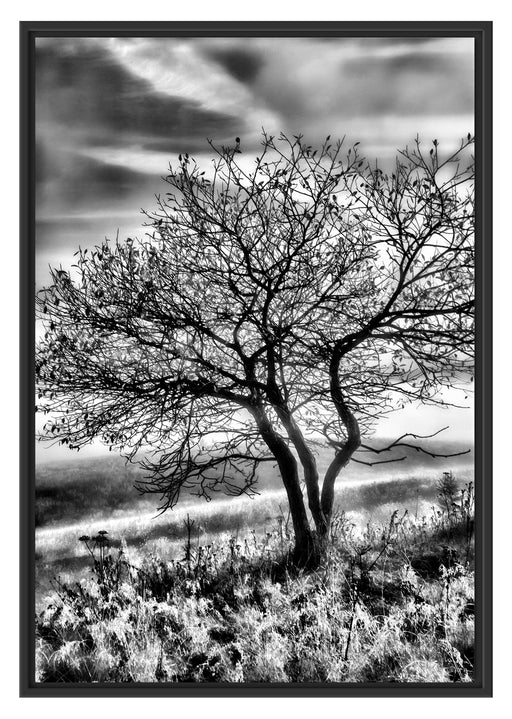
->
[{"left": 21, "top": 22, "right": 492, "bottom": 695}]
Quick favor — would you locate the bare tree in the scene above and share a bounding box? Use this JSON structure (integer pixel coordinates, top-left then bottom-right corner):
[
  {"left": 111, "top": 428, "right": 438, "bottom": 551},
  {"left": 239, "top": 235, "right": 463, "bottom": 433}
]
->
[{"left": 36, "top": 132, "right": 474, "bottom": 564}]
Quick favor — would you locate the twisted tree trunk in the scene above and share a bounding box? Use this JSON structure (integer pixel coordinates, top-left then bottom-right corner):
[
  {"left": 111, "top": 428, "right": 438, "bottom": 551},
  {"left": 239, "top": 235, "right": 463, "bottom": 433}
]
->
[
  {"left": 321, "top": 347, "right": 361, "bottom": 526},
  {"left": 274, "top": 407, "right": 328, "bottom": 536},
  {"left": 250, "top": 406, "right": 317, "bottom": 565}
]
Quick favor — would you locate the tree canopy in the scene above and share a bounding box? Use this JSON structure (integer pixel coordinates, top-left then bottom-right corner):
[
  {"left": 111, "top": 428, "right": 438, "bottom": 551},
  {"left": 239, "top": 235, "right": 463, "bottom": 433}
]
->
[{"left": 36, "top": 132, "right": 475, "bottom": 562}]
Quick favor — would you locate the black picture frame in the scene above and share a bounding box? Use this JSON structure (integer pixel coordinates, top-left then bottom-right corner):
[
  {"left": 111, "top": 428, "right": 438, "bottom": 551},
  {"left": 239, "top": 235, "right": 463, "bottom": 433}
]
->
[{"left": 20, "top": 20, "right": 493, "bottom": 697}]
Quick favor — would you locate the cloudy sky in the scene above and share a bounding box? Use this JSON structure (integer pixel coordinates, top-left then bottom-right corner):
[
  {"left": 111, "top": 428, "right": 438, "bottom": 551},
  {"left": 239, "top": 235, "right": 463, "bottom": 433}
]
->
[
  {"left": 35, "top": 35, "right": 475, "bottom": 460},
  {"left": 35, "top": 35, "right": 474, "bottom": 285}
]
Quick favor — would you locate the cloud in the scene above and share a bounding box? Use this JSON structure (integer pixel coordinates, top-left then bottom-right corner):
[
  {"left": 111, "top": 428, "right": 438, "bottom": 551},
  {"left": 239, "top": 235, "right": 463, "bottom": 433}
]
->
[
  {"left": 36, "top": 142, "right": 161, "bottom": 219},
  {"left": 36, "top": 36, "right": 474, "bottom": 188},
  {"left": 35, "top": 35, "right": 474, "bottom": 284},
  {"left": 340, "top": 50, "right": 474, "bottom": 117},
  {"left": 247, "top": 38, "right": 473, "bottom": 135},
  {"left": 36, "top": 40, "right": 238, "bottom": 151},
  {"left": 35, "top": 38, "right": 257, "bottom": 229},
  {"left": 357, "top": 37, "right": 451, "bottom": 48},
  {"left": 105, "top": 38, "right": 279, "bottom": 132},
  {"left": 204, "top": 46, "right": 264, "bottom": 84}
]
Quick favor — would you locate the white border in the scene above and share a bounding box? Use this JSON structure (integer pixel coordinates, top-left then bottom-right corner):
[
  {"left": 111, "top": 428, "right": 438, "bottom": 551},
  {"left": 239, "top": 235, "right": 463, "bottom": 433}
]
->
[{"left": 3, "top": 2, "right": 505, "bottom": 715}]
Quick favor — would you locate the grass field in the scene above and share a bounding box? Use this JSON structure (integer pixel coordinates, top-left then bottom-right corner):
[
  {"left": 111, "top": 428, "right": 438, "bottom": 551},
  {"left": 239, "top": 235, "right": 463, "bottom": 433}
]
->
[
  {"left": 35, "top": 444, "right": 473, "bottom": 608},
  {"left": 34, "top": 442, "right": 475, "bottom": 683}
]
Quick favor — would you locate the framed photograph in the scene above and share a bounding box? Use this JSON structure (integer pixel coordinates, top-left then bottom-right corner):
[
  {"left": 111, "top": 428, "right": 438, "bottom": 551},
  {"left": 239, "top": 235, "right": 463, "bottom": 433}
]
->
[{"left": 20, "top": 21, "right": 492, "bottom": 696}]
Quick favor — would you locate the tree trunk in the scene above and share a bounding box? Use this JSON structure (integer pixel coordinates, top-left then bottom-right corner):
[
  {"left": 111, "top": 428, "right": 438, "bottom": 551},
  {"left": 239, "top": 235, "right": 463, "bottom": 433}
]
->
[
  {"left": 275, "top": 406, "right": 328, "bottom": 536},
  {"left": 321, "top": 441, "right": 359, "bottom": 525},
  {"left": 321, "top": 346, "right": 362, "bottom": 527},
  {"left": 249, "top": 406, "right": 317, "bottom": 565}
]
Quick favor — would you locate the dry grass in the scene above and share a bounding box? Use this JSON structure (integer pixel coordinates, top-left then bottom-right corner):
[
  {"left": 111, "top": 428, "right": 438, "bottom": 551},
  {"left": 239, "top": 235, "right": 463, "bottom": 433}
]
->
[{"left": 36, "top": 478, "right": 475, "bottom": 684}]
